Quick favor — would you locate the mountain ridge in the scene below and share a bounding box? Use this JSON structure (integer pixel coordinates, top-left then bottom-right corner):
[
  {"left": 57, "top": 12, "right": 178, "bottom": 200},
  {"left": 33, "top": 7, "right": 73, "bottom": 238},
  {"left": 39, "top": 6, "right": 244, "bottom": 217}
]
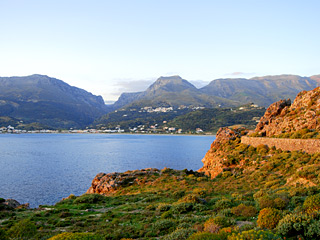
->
[
  {"left": 0, "top": 74, "right": 107, "bottom": 129},
  {"left": 113, "top": 74, "right": 320, "bottom": 110}
]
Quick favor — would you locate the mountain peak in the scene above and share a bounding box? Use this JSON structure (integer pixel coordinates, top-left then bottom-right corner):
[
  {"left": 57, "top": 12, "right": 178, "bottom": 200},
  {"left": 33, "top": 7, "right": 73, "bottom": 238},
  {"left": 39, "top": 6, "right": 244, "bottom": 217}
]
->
[{"left": 147, "top": 75, "right": 196, "bottom": 93}]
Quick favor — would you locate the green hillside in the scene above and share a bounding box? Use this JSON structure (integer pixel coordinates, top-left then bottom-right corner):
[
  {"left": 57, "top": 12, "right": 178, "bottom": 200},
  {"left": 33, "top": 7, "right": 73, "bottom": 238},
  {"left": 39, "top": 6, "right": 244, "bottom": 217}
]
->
[
  {"left": 94, "top": 105, "right": 265, "bottom": 133},
  {"left": 0, "top": 75, "right": 108, "bottom": 129}
]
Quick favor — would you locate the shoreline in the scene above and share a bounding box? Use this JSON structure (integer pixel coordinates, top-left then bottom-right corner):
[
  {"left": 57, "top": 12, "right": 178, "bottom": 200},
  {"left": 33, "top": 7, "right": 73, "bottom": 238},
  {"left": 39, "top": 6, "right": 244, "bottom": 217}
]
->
[{"left": 0, "top": 132, "right": 216, "bottom": 137}]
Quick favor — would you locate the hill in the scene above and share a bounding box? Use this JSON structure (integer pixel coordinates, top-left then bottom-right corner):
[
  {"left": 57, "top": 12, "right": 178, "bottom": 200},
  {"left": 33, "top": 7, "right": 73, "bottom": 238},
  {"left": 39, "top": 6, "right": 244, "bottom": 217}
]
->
[
  {"left": 201, "top": 74, "right": 320, "bottom": 107},
  {"left": 93, "top": 105, "right": 265, "bottom": 134},
  {"left": 113, "top": 76, "right": 241, "bottom": 110},
  {"left": 253, "top": 86, "right": 320, "bottom": 138},
  {"left": 112, "top": 74, "right": 320, "bottom": 110},
  {"left": 0, "top": 74, "right": 108, "bottom": 129}
]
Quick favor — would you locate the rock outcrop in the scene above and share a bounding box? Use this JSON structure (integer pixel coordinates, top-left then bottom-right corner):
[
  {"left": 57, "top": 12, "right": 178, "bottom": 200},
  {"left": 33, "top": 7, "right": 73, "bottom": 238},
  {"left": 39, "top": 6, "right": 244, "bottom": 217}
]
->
[
  {"left": 198, "top": 127, "right": 247, "bottom": 178},
  {"left": 199, "top": 87, "right": 320, "bottom": 179},
  {"left": 255, "top": 87, "right": 320, "bottom": 137},
  {"left": 0, "top": 198, "right": 30, "bottom": 209},
  {"left": 87, "top": 168, "right": 160, "bottom": 195}
]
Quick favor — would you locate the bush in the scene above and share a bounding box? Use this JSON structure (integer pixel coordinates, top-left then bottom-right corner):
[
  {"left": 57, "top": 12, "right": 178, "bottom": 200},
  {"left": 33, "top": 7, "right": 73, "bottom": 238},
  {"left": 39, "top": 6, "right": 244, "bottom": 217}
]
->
[
  {"left": 257, "top": 208, "right": 282, "bottom": 229},
  {"left": 204, "top": 216, "right": 232, "bottom": 231},
  {"left": 289, "top": 196, "right": 305, "bottom": 209},
  {"left": 0, "top": 228, "right": 8, "bottom": 240},
  {"left": 228, "top": 229, "right": 281, "bottom": 240},
  {"left": 7, "top": 219, "right": 37, "bottom": 239},
  {"left": 163, "top": 228, "right": 195, "bottom": 240},
  {"left": 203, "top": 219, "right": 220, "bottom": 233},
  {"left": 214, "top": 199, "right": 233, "bottom": 210},
  {"left": 276, "top": 211, "right": 320, "bottom": 239},
  {"left": 303, "top": 194, "right": 320, "bottom": 213},
  {"left": 257, "top": 195, "right": 275, "bottom": 209},
  {"left": 187, "top": 232, "right": 228, "bottom": 240},
  {"left": 153, "top": 219, "right": 176, "bottom": 235},
  {"left": 73, "top": 194, "right": 107, "bottom": 204},
  {"left": 192, "top": 188, "right": 207, "bottom": 197},
  {"left": 179, "top": 194, "right": 202, "bottom": 203},
  {"left": 157, "top": 203, "right": 171, "bottom": 212},
  {"left": 48, "top": 232, "right": 104, "bottom": 240},
  {"left": 231, "top": 204, "right": 257, "bottom": 217},
  {"left": 172, "top": 202, "right": 193, "bottom": 214},
  {"left": 256, "top": 144, "right": 269, "bottom": 154},
  {"left": 161, "top": 210, "right": 173, "bottom": 219},
  {"left": 274, "top": 197, "right": 287, "bottom": 210}
]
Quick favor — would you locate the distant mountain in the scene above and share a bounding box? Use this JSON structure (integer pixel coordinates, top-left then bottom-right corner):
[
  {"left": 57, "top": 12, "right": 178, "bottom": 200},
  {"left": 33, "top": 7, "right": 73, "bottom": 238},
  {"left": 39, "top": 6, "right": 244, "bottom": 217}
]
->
[
  {"left": 113, "top": 74, "right": 320, "bottom": 110},
  {"left": 201, "top": 74, "right": 320, "bottom": 107},
  {"left": 0, "top": 74, "right": 107, "bottom": 128},
  {"left": 114, "top": 76, "right": 240, "bottom": 109}
]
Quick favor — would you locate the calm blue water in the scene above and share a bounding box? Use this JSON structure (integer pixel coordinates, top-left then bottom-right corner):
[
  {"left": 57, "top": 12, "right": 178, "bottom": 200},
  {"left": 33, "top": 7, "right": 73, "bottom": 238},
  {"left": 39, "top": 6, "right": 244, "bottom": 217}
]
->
[{"left": 0, "top": 134, "right": 214, "bottom": 207}]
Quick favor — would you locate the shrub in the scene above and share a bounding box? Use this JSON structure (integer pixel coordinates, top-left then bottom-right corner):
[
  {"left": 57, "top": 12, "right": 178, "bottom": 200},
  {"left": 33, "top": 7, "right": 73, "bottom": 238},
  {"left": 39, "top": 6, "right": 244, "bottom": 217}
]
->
[
  {"left": 204, "top": 216, "right": 232, "bottom": 230},
  {"left": 163, "top": 228, "right": 195, "bottom": 240},
  {"left": 172, "top": 202, "right": 193, "bottom": 214},
  {"left": 274, "top": 197, "right": 287, "bottom": 210},
  {"left": 48, "top": 232, "right": 103, "bottom": 239},
  {"left": 228, "top": 229, "right": 281, "bottom": 240},
  {"left": 157, "top": 203, "right": 171, "bottom": 212},
  {"left": 192, "top": 188, "right": 207, "bottom": 197},
  {"left": 218, "top": 208, "right": 233, "bottom": 217},
  {"left": 0, "top": 228, "right": 8, "bottom": 240},
  {"left": 303, "top": 194, "right": 320, "bottom": 213},
  {"left": 203, "top": 219, "right": 220, "bottom": 233},
  {"left": 187, "top": 232, "right": 228, "bottom": 240},
  {"left": 214, "top": 199, "right": 233, "bottom": 210},
  {"left": 153, "top": 219, "right": 176, "bottom": 235},
  {"left": 222, "top": 171, "right": 232, "bottom": 179},
  {"left": 256, "top": 144, "right": 269, "bottom": 154},
  {"left": 161, "top": 210, "right": 173, "bottom": 219},
  {"left": 257, "top": 195, "right": 275, "bottom": 209},
  {"left": 73, "top": 194, "right": 107, "bottom": 204},
  {"left": 173, "top": 190, "right": 185, "bottom": 199},
  {"left": 231, "top": 204, "right": 257, "bottom": 217},
  {"left": 289, "top": 196, "right": 305, "bottom": 209},
  {"left": 257, "top": 208, "right": 282, "bottom": 229},
  {"left": 7, "top": 219, "right": 37, "bottom": 239},
  {"left": 276, "top": 211, "right": 320, "bottom": 238},
  {"left": 253, "top": 190, "right": 266, "bottom": 199},
  {"left": 179, "top": 194, "right": 201, "bottom": 203}
]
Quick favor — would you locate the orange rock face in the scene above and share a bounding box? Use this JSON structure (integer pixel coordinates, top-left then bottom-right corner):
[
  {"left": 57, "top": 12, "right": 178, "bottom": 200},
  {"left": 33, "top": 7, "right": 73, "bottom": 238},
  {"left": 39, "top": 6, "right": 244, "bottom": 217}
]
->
[
  {"left": 198, "top": 127, "right": 246, "bottom": 178},
  {"left": 199, "top": 87, "right": 320, "bottom": 179},
  {"left": 255, "top": 87, "right": 320, "bottom": 137},
  {"left": 87, "top": 168, "right": 160, "bottom": 195}
]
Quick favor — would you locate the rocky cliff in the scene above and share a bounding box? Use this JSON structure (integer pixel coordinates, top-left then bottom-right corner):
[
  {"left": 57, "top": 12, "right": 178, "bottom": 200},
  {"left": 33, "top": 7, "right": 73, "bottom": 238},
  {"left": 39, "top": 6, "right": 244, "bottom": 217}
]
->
[
  {"left": 199, "top": 87, "right": 320, "bottom": 179},
  {"left": 87, "top": 168, "right": 161, "bottom": 195},
  {"left": 198, "top": 127, "right": 248, "bottom": 178},
  {"left": 255, "top": 87, "right": 320, "bottom": 137}
]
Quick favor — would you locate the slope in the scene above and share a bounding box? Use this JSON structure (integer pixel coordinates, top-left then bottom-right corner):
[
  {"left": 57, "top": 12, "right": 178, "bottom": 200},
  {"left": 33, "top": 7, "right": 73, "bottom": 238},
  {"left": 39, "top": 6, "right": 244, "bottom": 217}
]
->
[{"left": 0, "top": 74, "right": 107, "bottom": 129}]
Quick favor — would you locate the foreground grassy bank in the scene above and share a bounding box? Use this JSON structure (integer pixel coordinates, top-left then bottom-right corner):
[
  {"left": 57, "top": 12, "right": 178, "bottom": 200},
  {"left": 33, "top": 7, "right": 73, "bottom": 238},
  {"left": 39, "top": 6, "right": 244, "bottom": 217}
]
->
[{"left": 1, "top": 135, "right": 320, "bottom": 239}]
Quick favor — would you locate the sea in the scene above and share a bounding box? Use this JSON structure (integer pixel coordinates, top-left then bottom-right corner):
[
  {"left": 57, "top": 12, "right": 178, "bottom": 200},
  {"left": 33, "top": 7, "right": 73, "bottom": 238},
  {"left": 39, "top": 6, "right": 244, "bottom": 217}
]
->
[{"left": 0, "top": 133, "right": 215, "bottom": 207}]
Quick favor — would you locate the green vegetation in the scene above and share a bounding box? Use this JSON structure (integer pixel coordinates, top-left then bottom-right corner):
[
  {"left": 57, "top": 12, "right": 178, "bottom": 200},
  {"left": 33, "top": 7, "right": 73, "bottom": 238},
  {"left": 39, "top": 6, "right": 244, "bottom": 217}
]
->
[
  {"left": 94, "top": 106, "right": 265, "bottom": 133},
  {"left": 272, "top": 128, "right": 320, "bottom": 139},
  {"left": 167, "top": 107, "right": 264, "bottom": 133},
  {"left": 0, "top": 75, "right": 107, "bottom": 129},
  {"left": 1, "top": 135, "right": 320, "bottom": 239}
]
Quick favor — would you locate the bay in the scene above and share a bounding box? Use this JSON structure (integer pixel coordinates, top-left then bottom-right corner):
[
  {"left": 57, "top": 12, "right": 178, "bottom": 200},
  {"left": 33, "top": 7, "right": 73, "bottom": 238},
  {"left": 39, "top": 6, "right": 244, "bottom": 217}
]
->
[{"left": 0, "top": 134, "right": 215, "bottom": 207}]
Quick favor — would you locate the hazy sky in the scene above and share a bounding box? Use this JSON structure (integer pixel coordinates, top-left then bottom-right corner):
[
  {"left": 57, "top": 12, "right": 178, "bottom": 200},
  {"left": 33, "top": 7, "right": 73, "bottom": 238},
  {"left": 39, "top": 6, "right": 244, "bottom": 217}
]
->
[{"left": 1, "top": 0, "right": 319, "bottom": 101}]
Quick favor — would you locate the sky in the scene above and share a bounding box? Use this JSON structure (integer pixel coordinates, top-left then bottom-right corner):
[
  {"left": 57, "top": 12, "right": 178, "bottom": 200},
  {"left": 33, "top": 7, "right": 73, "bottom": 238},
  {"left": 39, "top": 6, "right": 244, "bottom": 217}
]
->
[{"left": 1, "top": 0, "right": 320, "bottom": 102}]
